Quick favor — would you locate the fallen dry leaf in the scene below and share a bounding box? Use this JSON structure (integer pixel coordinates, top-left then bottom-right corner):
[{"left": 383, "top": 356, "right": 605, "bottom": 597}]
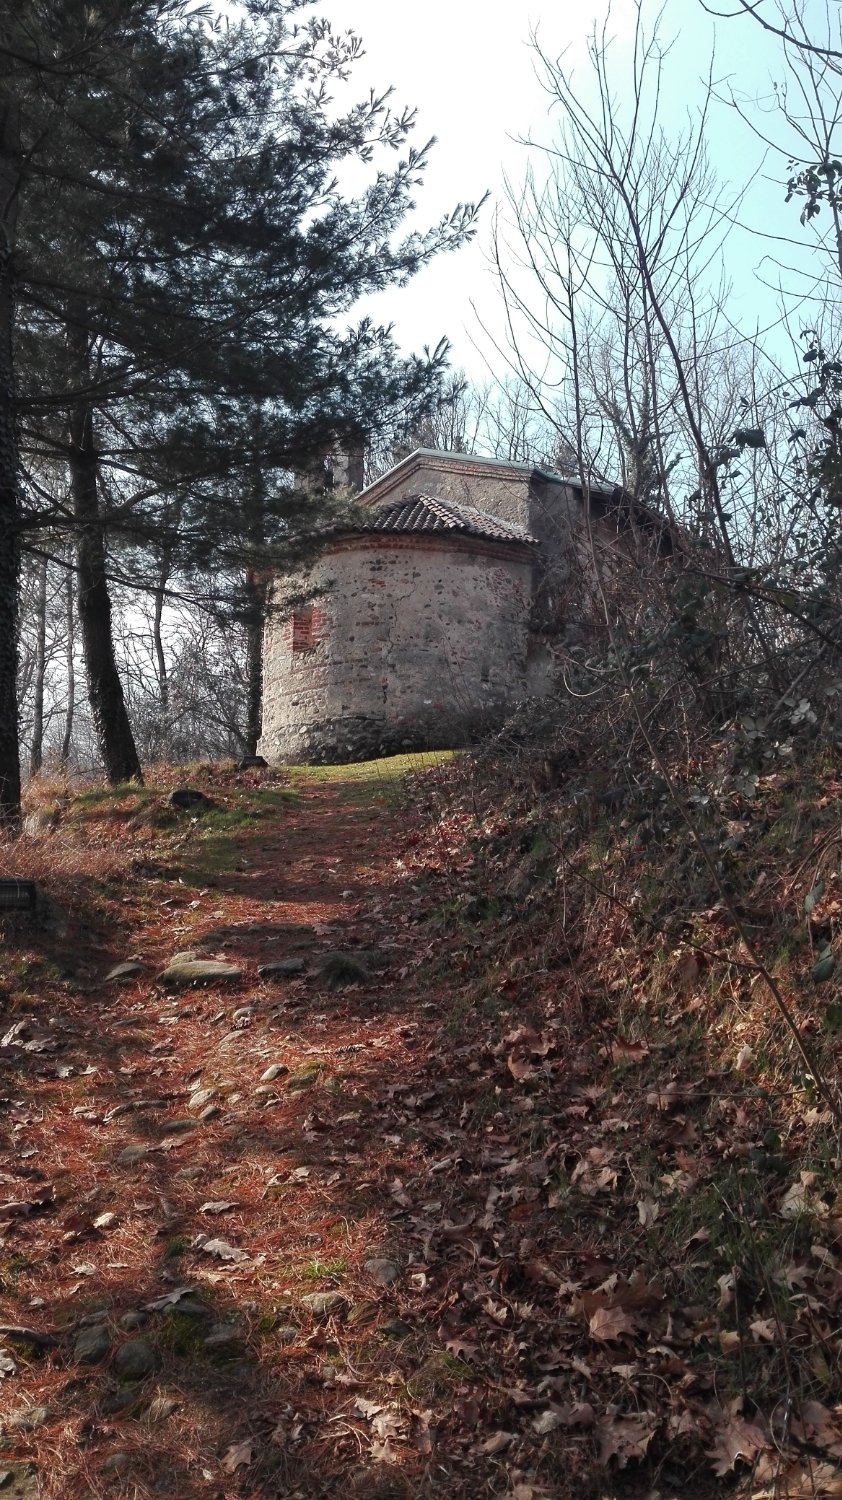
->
[
  {"left": 597, "top": 1411, "right": 658, "bottom": 1467},
  {"left": 194, "top": 1237, "right": 249, "bottom": 1262},
  {"left": 589, "top": 1306, "right": 636, "bottom": 1343},
  {"left": 221, "top": 1437, "right": 254, "bottom": 1472},
  {"left": 709, "top": 1414, "right": 771, "bottom": 1476}
]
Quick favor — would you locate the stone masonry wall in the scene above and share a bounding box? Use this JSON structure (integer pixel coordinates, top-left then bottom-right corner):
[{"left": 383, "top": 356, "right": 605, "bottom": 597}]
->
[
  {"left": 259, "top": 532, "right": 535, "bottom": 763},
  {"left": 361, "top": 459, "right": 587, "bottom": 622}
]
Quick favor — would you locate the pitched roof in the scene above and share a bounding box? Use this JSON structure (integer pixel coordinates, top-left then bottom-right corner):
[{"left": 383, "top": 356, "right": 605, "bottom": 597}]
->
[
  {"left": 356, "top": 447, "right": 617, "bottom": 507},
  {"left": 366, "top": 493, "right": 537, "bottom": 545}
]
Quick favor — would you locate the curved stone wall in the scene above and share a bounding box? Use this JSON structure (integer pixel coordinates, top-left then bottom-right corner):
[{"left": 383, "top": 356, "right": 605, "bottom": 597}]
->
[{"left": 258, "top": 532, "right": 535, "bottom": 763}]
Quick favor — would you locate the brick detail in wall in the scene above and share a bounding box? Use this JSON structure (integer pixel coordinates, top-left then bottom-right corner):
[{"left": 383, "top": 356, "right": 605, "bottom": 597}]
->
[{"left": 289, "top": 604, "right": 324, "bottom": 652}]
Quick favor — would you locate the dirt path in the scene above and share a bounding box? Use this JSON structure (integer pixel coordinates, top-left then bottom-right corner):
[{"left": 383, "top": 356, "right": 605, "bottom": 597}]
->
[
  {"left": 0, "top": 768, "right": 476, "bottom": 1500},
  {"left": 1, "top": 764, "right": 752, "bottom": 1500}
]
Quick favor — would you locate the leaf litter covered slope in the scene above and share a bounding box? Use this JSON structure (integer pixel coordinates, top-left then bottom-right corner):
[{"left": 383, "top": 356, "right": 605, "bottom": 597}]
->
[{"left": 0, "top": 756, "right": 840, "bottom": 1499}]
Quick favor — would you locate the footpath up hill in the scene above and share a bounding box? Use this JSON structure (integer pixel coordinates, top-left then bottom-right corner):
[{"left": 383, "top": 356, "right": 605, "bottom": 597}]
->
[{"left": 0, "top": 751, "right": 840, "bottom": 1500}]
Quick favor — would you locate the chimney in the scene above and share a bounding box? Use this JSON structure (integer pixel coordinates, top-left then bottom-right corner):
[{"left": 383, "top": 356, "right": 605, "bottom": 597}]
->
[{"left": 327, "top": 444, "right": 365, "bottom": 495}]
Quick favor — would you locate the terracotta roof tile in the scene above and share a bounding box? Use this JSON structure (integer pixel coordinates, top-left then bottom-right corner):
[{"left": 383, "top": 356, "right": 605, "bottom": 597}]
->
[{"left": 366, "top": 493, "right": 536, "bottom": 545}]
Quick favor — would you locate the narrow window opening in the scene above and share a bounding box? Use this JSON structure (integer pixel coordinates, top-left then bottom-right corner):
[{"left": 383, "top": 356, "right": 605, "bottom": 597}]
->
[{"left": 291, "top": 604, "right": 317, "bottom": 652}]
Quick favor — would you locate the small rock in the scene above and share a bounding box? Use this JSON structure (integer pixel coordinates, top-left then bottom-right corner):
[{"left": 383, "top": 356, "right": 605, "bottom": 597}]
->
[
  {"left": 116, "top": 1144, "right": 148, "bottom": 1166},
  {"left": 158, "top": 960, "right": 242, "bottom": 988},
  {"left": 300, "top": 1292, "right": 347, "bottom": 1319},
  {"left": 315, "top": 951, "right": 371, "bottom": 986},
  {"left": 364, "top": 1257, "right": 399, "bottom": 1286},
  {"left": 145, "top": 1394, "right": 178, "bottom": 1423},
  {"left": 160, "top": 1118, "right": 197, "bottom": 1135},
  {"left": 3, "top": 1406, "right": 50, "bottom": 1434},
  {"left": 232, "top": 1006, "right": 253, "bottom": 1027},
  {"left": 203, "top": 1324, "right": 245, "bottom": 1353},
  {"left": 99, "top": 1387, "right": 138, "bottom": 1416},
  {"left": 101, "top": 1452, "right": 131, "bottom": 1475},
  {"left": 380, "top": 1318, "right": 412, "bottom": 1339},
  {"left": 112, "top": 1339, "right": 156, "bottom": 1382},
  {"left": 274, "top": 1325, "right": 297, "bottom": 1345},
  {"left": 168, "top": 788, "right": 214, "bottom": 811},
  {"left": 199, "top": 1103, "right": 222, "bottom": 1122},
  {"left": 163, "top": 1297, "right": 211, "bottom": 1320},
  {"left": 187, "top": 1088, "right": 217, "bottom": 1111},
  {"left": 0, "top": 1465, "right": 38, "bottom": 1497},
  {"left": 259, "top": 1064, "right": 289, "bottom": 1083},
  {"left": 287, "top": 1062, "right": 322, "bottom": 1091},
  {"left": 105, "top": 961, "right": 147, "bottom": 983},
  {"left": 73, "top": 1325, "right": 110, "bottom": 1364},
  {"left": 118, "top": 1312, "right": 147, "bottom": 1332},
  {"left": 258, "top": 958, "right": 306, "bottom": 978}
]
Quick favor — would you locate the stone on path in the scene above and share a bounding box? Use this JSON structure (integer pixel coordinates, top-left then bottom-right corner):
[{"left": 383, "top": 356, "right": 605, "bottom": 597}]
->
[
  {"left": 168, "top": 788, "right": 214, "bottom": 811},
  {"left": 73, "top": 1325, "right": 110, "bottom": 1364},
  {"left": 259, "top": 1063, "right": 288, "bottom": 1084},
  {"left": 301, "top": 1291, "right": 347, "bottom": 1318},
  {"left": 105, "top": 961, "right": 147, "bottom": 983},
  {"left": 101, "top": 1452, "right": 131, "bottom": 1474},
  {"left": 364, "top": 1257, "right": 400, "bottom": 1286},
  {"left": 116, "top": 1144, "right": 148, "bottom": 1165},
  {"left": 100, "top": 1387, "right": 138, "bottom": 1415},
  {"left": 258, "top": 958, "right": 305, "bottom": 978},
  {"left": 315, "top": 951, "right": 371, "bottom": 986},
  {"left": 2, "top": 1406, "right": 50, "bottom": 1434},
  {"left": 188, "top": 1088, "right": 217, "bottom": 1112},
  {"left": 119, "top": 1311, "right": 147, "bottom": 1332},
  {"left": 145, "top": 1394, "right": 178, "bottom": 1423},
  {"left": 112, "top": 1338, "right": 156, "bottom": 1381},
  {"left": 203, "top": 1323, "right": 245, "bottom": 1353},
  {"left": 0, "top": 1463, "right": 40, "bottom": 1498},
  {"left": 159, "top": 1118, "right": 196, "bottom": 1135},
  {"left": 158, "top": 959, "right": 242, "bottom": 988}
]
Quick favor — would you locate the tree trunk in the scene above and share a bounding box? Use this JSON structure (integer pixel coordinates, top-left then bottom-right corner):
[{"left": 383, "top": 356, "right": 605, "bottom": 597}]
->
[
  {"left": 60, "top": 548, "right": 75, "bottom": 767},
  {"left": 0, "top": 99, "right": 21, "bottom": 828},
  {"left": 242, "top": 427, "right": 267, "bottom": 757},
  {"left": 243, "top": 566, "right": 265, "bottom": 756},
  {"left": 152, "top": 547, "right": 170, "bottom": 712},
  {"left": 29, "top": 552, "right": 48, "bottom": 775},
  {"left": 68, "top": 389, "right": 143, "bottom": 785}
]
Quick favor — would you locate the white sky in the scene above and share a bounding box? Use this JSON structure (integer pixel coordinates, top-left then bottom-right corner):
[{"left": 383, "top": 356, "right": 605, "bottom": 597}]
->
[{"left": 318, "top": 0, "right": 820, "bottom": 382}]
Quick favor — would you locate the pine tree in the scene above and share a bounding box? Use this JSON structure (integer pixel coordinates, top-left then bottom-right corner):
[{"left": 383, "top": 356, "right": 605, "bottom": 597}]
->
[{"left": 1, "top": 0, "right": 480, "bottom": 806}]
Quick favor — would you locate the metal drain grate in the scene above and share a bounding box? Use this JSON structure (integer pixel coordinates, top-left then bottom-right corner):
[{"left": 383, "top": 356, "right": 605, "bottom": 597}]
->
[{"left": 0, "top": 880, "right": 37, "bottom": 913}]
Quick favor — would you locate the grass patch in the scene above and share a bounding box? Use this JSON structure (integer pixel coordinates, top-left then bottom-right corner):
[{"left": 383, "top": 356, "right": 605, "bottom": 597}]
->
[
  {"left": 288, "top": 750, "right": 455, "bottom": 785},
  {"left": 301, "top": 1257, "right": 347, "bottom": 1280}
]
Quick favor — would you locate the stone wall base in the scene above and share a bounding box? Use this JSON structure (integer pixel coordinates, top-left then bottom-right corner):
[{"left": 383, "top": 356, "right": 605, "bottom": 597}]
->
[{"left": 259, "top": 707, "right": 511, "bottom": 765}]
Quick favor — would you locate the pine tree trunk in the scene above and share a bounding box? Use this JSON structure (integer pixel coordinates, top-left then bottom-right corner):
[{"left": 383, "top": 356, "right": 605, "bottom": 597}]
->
[
  {"left": 152, "top": 548, "right": 170, "bottom": 712},
  {"left": 0, "top": 100, "right": 21, "bottom": 828},
  {"left": 29, "top": 552, "right": 48, "bottom": 775},
  {"left": 68, "top": 395, "right": 143, "bottom": 785},
  {"left": 243, "top": 565, "right": 264, "bottom": 757},
  {"left": 60, "top": 553, "right": 75, "bottom": 767},
  {"left": 242, "top": 433, "right": 267, "bottom": 757}
]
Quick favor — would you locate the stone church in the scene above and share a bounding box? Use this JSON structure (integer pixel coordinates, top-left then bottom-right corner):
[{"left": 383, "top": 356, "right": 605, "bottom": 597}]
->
[{"left": 258, "top": 448, "right": 670, "bottom": 764}]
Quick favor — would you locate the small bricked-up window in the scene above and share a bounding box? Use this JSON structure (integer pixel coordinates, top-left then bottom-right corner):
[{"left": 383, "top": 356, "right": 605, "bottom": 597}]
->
[{"left": 291, "top": 604, "right": 318, "bottom": 652}]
